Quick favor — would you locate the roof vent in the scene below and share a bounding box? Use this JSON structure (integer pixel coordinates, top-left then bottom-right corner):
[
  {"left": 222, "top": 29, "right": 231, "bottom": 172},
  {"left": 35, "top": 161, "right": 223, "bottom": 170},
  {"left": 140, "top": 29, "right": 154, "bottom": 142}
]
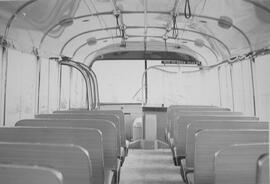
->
[
  {"left": 87, "top": 37, "right": 97, "bottom": 45},
  {"left": 218, "top": 16, "right": 233, "bottom": 29}
]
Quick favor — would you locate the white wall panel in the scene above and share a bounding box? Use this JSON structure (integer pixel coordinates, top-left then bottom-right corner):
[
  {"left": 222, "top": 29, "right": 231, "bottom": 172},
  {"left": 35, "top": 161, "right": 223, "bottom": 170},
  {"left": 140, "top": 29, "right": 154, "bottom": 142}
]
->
[
  {"left": 219, "top": 64, "right": 233, "bottom": 109},
  {"left": 48, "top": 60, "right": 59, "bottom": 112},
  {"left": 39, "top": 58, "right": 49, "bottom": 113},
  {"left": 240, "top": 61, "right": 254, "bottom": 115},
  {"left": 5, "top": 49, "right": 36, "bottom": 126},
  {"left": 70, "top": 68, "right": 87, "bottom": 109},
  {"left": 60, "top": 65, "right": 70, "bottom": 110},
  {"left": 255, "top": 55, "right": 270, "bottom": 121}
]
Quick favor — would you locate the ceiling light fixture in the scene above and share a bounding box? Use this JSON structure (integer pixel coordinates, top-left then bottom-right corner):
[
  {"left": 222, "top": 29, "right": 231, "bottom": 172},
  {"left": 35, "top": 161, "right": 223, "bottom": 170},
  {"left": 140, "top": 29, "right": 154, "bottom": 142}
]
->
[
  {"left": 218, "top": 16, "right": 233, "bottom": 29},
  {"left": 86, "top": 37, "right": 97, "bottom": 45},
  {"left": 194, "top": 39, "right": 204, "bottom": 47}
]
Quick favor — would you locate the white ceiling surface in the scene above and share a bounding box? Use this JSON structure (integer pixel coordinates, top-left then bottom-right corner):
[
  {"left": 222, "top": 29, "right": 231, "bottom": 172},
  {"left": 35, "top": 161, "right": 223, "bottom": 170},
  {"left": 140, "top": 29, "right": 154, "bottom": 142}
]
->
[{"left": 0, "top": 0, "right": 270, "bottom": 65}]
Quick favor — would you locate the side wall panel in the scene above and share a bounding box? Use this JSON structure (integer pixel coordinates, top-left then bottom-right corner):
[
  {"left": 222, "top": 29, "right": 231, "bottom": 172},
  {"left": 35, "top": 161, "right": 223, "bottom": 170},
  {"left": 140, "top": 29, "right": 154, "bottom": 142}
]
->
[
  {"left": 255, "top": 55, "right": 270, "bottom": 121},
  {"left": 5, "top": 49, "right": 36, "bottom": 126}
]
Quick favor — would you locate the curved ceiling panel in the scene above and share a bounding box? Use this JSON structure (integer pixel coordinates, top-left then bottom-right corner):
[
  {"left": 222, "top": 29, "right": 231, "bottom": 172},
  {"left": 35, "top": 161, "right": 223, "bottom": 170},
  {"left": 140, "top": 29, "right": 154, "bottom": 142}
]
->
[{"left": 1, "top": 0, "right": 270, "bottom": 66}]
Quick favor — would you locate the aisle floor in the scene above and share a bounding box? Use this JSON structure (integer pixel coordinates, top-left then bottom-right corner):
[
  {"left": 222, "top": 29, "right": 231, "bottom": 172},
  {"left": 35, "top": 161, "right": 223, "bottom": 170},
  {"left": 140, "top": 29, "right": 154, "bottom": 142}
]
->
[{"left": 120, "top": 149, "right": 184, "bottom": 184}]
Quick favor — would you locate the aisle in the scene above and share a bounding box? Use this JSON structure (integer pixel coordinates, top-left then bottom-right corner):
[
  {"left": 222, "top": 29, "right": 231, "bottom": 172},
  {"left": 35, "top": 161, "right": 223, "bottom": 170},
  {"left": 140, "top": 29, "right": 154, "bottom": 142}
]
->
[{"left": 120, "top": 149, "right": 184, "bottom": 184}]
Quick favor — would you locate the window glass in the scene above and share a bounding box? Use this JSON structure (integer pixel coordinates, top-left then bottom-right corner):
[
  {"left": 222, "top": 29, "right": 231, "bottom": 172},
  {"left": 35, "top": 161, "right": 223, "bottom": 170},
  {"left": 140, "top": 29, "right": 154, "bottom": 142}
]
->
[
  {"left": 147, "top": 60, "right": 220, "bottom": 106},
  {"left": 92, "top": 60, "right": 144, "bottom": 103}
]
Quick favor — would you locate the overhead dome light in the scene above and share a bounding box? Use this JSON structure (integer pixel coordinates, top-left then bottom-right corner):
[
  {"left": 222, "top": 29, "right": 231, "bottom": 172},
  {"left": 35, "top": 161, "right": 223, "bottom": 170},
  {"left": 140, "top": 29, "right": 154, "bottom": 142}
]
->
[
  {"left": 87, "top": 37, "right": 97, "bottom": 45},
  {"left": 194, "top": 39, "right": 204, "bottom": 47},
  {"left": 218, "top": 16, "right": 233, "bottom": 29},
  {"left": 59, "top": 17, "right": 74, "bottom": 27}
]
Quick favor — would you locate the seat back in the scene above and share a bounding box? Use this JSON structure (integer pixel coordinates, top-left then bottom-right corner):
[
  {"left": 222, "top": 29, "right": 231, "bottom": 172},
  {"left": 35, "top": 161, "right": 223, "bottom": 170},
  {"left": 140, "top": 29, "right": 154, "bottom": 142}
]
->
[
  {"left": 169, "top": 105, "right": 218, "bottom": 107},
  {"left": 16, "top": 119, "right": 117, "bottom": 171},
  {"left": 169, "top": 111, "right": 243, "bottom": 142},
  {"left": 0, "top": 164, "right": 63, "bottom": 184},
  {"left": 36, "top": 113, "right": 121, "bottom": 151},
  {"left": 194, "top": 129, "right": 269, "bottom": 184},
  {"left": 54, "top": 110, "right": 126, "bottom": 149},
  {"left": 186, "top": 121, "right": 268, "bottom": 169},
  {"left": 0, "top": 127, "right": 104, "bottom": 184},
  {"left": 168, "top": 106, "right": 230, "bottom": 119},
  {"left": 256, "top": 154, "right": 269, "bottom": 184},
  {"left": 0, "top": 142, "right": 92, "bottom": 184},
  {"left": 215, "top": 143, "right": 269, "bottom": 184},
  {"left": 174, "top": 115, "right": 259, "bottom": 156},
  {"left": 167, "top": 107, "right": 230, "bottom": 137}
]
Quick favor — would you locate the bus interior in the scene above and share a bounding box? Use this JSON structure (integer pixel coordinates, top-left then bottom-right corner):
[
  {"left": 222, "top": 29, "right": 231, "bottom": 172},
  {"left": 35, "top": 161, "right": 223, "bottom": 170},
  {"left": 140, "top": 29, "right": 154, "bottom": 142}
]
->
[{"left": 0, "top": 0, "right": 269, "bottom": 184}]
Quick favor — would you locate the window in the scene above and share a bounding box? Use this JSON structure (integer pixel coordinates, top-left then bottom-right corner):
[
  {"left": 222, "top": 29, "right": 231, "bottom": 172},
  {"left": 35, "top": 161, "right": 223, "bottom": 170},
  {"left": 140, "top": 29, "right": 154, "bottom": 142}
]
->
[{"left": 92, "top": 60, "right": 144, "bottom": 103}]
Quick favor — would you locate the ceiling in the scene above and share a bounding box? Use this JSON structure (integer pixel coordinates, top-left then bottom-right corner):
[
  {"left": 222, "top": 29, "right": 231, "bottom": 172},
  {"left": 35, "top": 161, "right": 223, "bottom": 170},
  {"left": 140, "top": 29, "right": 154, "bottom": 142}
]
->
[{"left": 1, "top": 0, "right": 270, "bottom": 66}]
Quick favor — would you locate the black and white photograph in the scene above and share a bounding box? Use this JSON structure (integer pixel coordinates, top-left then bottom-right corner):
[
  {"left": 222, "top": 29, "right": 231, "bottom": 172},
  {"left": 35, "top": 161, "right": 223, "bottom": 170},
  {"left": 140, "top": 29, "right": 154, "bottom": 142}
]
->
[{"left": 0, "top": 0, "right": 269, "bottom": 184}]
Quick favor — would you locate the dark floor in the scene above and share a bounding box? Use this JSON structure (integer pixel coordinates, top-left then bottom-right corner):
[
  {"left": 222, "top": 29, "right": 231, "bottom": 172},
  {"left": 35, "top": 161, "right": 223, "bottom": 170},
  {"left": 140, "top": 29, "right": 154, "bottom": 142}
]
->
[{"left": 120, "top": 149, "right": 184, "bottom": 184}]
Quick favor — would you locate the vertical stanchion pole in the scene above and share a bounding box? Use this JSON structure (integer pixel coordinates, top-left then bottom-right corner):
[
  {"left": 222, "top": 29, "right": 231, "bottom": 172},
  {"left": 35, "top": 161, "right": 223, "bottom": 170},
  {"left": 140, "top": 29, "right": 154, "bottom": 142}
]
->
[
  {"left": 34, "top": 48, "right": 41, "bottom": 115},
  {"left": 144, "top": 59, "right": 148, "bottom": 104},
  {"left": 0, "top": 45, "right": 8, "bottom": 126},
  {"left": 217, "top": 66, "right": 222, "bottom": 107},
  {"left": 229, "top": 63, "right": 235, "bottom": 111},
  {"left": 47, "top": 59, "right": 51, "bottom": 113},
  {"left": 57, "top": 63, "right": 62, "bottom": 110},
  {"left": 68, "top": 67, "right": 73, "bottom": 109},
  {"left": 250, "top": 58, "right": 257, "bottom": 116}
]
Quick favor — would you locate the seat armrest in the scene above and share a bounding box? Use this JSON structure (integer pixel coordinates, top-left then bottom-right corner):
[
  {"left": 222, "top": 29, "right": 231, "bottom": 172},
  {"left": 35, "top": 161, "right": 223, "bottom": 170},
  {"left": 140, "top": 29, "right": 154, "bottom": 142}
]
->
[
  {"left": 125, "top": 140, "right": 129, "bottom": 149},
  {"left": 173, "top": 147, "right": 185, "bottom": 166},
  {"left": 117, "top": 158, "right": 121, "bottom": 172},
  {"left": 117, "top": 158, "right": 122, "bottom": 183},
  {"left": 104, "top": 170, "right": 114, "bottom": 184},
  {"left": 180, "top": 159, "right": 187, "bottom": 182},
  {"left": 186, "top": 172, "right": 194, "bottom": 184},
  {"left": 124, "top": 140, "right": 129, "bottom": 156},
  {"left": 165, "top": 128, "right": 168, "bottom": 142},
  {"left": 120, "top": 147, "right": 126, "bottom": 166},
  {"left": 180, "top": 159, "right": 186, "bottom": 169},
  {"left": 112, "top": 159, "right": 122, "bottom": 184},
  {"left": 169, "top": 138, "right": 175, "bottom": 148},
  {"left": 168, "top": 132, "right": 171, "bottom": 141},
  {"left": 120, "top": 147, "right": 125, "bottom": 158},
  {"left": 172, "top": 146, "right": 177, "bottom": 165}
]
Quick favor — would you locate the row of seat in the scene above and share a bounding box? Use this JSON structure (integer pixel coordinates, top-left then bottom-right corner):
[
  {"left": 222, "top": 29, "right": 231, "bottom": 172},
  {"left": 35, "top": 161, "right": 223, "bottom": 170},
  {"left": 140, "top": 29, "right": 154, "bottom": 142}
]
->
[
  {"left": 0, "top": 109, "right": 127, "bottom": 184},
  {"left": 165, "top": 105, "right": 269, "bottom": 184}
]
